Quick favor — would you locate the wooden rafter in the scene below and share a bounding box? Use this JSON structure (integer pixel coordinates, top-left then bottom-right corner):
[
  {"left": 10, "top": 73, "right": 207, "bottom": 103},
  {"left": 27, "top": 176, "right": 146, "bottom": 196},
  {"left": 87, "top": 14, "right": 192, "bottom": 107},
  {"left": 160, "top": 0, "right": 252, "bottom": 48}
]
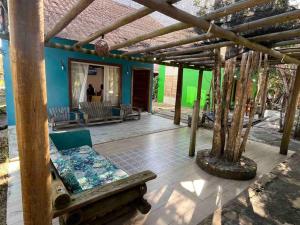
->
[
  {"left": 44, "top": 42, "right": 201, "bottom": 69},
  {"left": 73, "top": 7, "right": 154, "bottom": 47},
  {"left": 173, "top": 57, "right": 213, "bottom": 63},
  {"left": 132, "top": 0, "right": 300, "bottom": 64},
  {"left": 162, "top": 51, "right": 213, "bottom": 60},
  {"left": 274, "top": 39, "right": 300, "bottom": 47},
  {"left": 123, "top": 9, "right": 300, "bottom": 56},
  {"left": 45, "top": 0, "right": 95, "bottom": 42},
  {"left": 156, "top": 28, "right": 300, "bottom": 58},
  {"left": 110, "top": 0, "right": 272, "bottom": 51}
]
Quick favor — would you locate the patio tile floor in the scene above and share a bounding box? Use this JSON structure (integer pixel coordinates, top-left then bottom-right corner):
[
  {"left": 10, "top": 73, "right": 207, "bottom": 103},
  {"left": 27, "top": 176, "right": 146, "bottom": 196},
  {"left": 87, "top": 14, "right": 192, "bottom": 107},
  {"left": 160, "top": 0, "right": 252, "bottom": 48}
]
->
[{"left": 6, "top": 115, "right": 292, "bottom": 225}]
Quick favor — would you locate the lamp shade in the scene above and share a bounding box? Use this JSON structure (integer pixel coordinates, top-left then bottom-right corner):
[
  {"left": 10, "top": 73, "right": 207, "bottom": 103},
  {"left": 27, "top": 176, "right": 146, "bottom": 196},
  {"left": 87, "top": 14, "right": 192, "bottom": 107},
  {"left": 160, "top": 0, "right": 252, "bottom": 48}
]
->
[{"left": 95, "top": 39, "right": 109, "bottom": 56}]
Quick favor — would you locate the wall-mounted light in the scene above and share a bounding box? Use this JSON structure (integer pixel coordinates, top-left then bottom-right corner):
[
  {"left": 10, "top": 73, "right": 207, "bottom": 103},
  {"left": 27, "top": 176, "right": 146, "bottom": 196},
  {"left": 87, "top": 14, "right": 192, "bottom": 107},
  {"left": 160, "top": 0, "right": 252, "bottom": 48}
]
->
[
  {"left": 233, "top": 75, "right": 237, "bottom": 79},
  {"left": 60, "top": 60, "right": 65, "bottom": 71},
  {"left": 252, "top": 78, "right": 256, "bottom": 83}
]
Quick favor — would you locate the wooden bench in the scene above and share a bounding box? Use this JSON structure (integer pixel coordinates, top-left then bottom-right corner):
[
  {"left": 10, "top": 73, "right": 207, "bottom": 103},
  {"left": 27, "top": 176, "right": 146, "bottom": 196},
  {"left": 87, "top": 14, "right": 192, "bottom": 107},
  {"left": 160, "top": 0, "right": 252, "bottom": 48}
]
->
[
  {"left": 50, "top": 130, "right": 156, "bottom": 225},
  {"left": 79, "top": 101, "right": 122, "bottom": 126},
  {"left": 48, "top": 106, "right": 81, "bottom": 130},
  {"left": 120, "top": 104, "right": 141, "bottom": 121}
]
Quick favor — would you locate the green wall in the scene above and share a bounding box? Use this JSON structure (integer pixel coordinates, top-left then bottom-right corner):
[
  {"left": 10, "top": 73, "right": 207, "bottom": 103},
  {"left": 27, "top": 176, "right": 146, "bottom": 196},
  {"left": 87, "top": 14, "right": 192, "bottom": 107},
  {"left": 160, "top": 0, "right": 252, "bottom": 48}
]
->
[
  {"left": 157, "top": 65, "right": 213, "bottom": 109},
  {"left": 157, "top": 65, "right": 166, "bottom": 103}
]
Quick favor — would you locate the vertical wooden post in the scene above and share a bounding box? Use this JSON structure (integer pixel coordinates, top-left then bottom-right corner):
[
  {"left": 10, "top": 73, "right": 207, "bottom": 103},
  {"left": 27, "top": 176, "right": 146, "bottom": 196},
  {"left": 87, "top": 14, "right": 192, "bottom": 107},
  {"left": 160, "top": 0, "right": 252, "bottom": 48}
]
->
[
  {"left": 189, "top": 69, "right": 203, "bottom": 157},
  {"left": 8, "top": 0, "right": 52, "bottom": 224},
  {"left": 280, "top": 66, "right": 300, "bottom": 155},
  {"left": 189, "top": 100, "right": 200, "bottom": 157},
  {"left": 174, "top": 64, "right": 183, "bottom": 125},
  {"left": 197, "top": 69, "right": 203, "bottom": 101}
]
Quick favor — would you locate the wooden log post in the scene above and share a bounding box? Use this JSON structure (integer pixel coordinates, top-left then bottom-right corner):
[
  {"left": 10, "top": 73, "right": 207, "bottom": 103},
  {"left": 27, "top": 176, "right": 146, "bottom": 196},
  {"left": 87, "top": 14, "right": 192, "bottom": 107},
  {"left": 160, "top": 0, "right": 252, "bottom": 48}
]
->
[
  {"left": 189, "top": 69, "right": 203, "bottom": 157},
  {"left": 189, "top": 100, "right": 200, "bottom": 157},
  {"left": 174, "top": 64, "right": 184, "bottom": 125},
  {"left": 7, "top": 0, "right": 52, "bottom": 224},
  {"left": 197, "top": 69, "right": 204, "bottom": 102},
  {"left": 280, "top": 66, "right": 300, "bottom": 155}
]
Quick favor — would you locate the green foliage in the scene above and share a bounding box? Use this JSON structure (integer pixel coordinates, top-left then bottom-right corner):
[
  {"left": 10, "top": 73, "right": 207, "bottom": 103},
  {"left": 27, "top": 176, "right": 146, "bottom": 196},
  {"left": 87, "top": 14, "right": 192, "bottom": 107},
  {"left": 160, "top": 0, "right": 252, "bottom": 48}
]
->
[
  {"left": 267, "top": 68, "right": 283, "bottom": 95},
  {"left": 153, "top": 76, "right": 159, "bottom": 101}
]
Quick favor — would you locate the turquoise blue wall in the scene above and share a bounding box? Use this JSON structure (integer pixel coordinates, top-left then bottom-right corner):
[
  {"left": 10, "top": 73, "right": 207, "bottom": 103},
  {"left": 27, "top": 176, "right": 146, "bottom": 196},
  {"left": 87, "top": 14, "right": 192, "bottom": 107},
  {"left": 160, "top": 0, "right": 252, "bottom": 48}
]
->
[{"left": 2, "top": 38, "right": 154, "bottom": 125}]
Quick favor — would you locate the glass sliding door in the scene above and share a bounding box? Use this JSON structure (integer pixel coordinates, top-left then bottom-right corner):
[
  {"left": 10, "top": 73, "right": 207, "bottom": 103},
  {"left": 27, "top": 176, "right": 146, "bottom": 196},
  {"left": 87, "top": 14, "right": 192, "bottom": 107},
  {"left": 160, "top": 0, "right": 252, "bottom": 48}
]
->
[
  {"left": 103, "top": 65, "right": 120, "bottom": 106},
  {"left": 71, "top": 62, "right": 89, "bottom": 109},
  {"left": 70, "top": 60, "right": 121, "bottom": 108}
]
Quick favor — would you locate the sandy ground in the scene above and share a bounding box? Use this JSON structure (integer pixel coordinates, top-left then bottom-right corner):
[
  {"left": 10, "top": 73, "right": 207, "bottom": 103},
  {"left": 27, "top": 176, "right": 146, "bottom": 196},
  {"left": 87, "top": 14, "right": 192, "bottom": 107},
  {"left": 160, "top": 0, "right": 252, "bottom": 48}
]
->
[
  {"left": 0, "top": 128, "right": 8, "bottom": 225},
  {"left": 0, "top": 88, "right": 7, "bottom": 225}
]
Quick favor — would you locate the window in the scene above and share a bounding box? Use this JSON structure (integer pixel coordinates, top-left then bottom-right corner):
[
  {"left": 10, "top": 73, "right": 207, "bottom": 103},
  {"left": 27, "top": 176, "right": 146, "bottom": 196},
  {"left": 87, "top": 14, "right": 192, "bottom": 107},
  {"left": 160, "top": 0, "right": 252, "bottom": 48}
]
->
[{"left": 70, "top": 60, "right": 121, "bottom": 109}]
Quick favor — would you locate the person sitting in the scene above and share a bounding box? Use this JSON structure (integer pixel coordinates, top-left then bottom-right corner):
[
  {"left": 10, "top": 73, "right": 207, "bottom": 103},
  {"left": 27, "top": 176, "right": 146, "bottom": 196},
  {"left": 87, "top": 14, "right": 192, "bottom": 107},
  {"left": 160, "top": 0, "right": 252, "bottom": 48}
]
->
[
  {"left": 97, "top": 84, "right": 104, "bottom": 96},
  {"left": 87, "top": 84, "right": 95, "bottom": 102}
]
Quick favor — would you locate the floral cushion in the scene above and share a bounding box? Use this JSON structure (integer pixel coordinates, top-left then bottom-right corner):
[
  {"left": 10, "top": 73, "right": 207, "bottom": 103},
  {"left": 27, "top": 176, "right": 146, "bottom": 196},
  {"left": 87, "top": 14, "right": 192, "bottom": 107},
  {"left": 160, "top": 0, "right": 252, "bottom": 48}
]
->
[{"left": 50, "top": 143, "right": 128, "bottom": 194}]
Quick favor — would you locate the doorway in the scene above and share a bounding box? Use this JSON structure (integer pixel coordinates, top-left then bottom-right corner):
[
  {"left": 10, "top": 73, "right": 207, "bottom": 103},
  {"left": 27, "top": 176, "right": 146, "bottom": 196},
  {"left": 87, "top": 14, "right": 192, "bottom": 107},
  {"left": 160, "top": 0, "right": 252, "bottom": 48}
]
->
[{"left": 132, "top": 69, "right": 151, "bottom": 112}]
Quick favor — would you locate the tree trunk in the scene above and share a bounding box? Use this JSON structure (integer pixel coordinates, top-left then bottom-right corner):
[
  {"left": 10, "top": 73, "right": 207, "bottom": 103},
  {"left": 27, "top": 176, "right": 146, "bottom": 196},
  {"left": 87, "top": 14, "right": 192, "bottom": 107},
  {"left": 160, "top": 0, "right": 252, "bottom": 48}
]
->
[
  {"left": 211, "top": 48, "right": 222, "bottom": 157},
  {"left": 239, "top": 52, "right": 261, "bottom": 154},
  {"left": 259, "top": 54, "right": 269, "bottom": 118},
  {"left": 221, "top": 47, "right": 237, "bottom": 154},
  {"left": 278, "top": 67, "right": 295, "bottom": 132},
  {"left": 225, "top": 52, "right": 250, "bottom": 162},
  {"left": 233, "top": 52, "right": 253, "bottom": 162},
  {"left": 280, "top": 66, "right": 300, "bottom": 155}
]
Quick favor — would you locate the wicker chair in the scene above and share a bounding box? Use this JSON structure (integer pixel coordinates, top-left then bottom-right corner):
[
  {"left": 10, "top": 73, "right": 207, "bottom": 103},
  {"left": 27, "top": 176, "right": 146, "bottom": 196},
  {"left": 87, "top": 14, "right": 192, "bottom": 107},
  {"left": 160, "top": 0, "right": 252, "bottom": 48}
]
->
[
  {"left": 79, "top": 101, "right": 122, "bottom": 125},
  {"left": 48, "top": 106, "right": 80, "bottom": 130},
  {"left": 120, "top": 104, "right": 141, "bottom": 121}
]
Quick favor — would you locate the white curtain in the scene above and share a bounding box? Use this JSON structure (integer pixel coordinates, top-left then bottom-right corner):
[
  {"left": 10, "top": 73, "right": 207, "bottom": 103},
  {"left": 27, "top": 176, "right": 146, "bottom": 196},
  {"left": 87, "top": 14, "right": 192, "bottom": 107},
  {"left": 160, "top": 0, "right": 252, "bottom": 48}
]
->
[
  {"left": 103, "top": 66, "right": 120, "bottom": 105},
  {"left": 71, "top": 62, "right": 89, "bottom": 108}
]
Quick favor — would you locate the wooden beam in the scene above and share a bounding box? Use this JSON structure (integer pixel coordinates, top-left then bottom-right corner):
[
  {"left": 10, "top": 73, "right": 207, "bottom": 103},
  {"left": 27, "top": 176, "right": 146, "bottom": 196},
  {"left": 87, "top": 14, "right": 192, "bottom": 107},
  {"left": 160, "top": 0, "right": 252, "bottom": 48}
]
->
[
  {"left": 44, "top": 42, "right": 201, "bottom": 69},
  {"left": 162, "top": 51, "right": 213, "bottom": 60},
  {"left": 74, "top": 7, "right": 154, "bottom": 47},
  {"left": 190, "top": 60, "right": 215, "bottom": 65},
  {"left": 157, "top": 42, "right": 233, "bottom": 57},
  {"left": 280, "top": 66, "right": 300, "bottom": 155},
  {"left": 174, "top": 64, "right": 184, "bottom": 125},
  {"left": 123, "top": 9, "right": 300, "bottom": 56},
  {"left": 74, "top": 0, "right": 182, "bottom": 47},
  {"left": 274, "top": 39, "right": 300, "bottom": 47},
  {"left": 45, "top": 0, "right": 95, "bottom": 42},
  {"left": 133, "top": 0, "right": 300, "bottom": 64},
  {"left": 232, "top": 9, "right": 300, "bottom": 33},
  {"left": 8, "top": 0, "right": 51, "bottom": 224},
  {"left": 111, "top": 0, "right": 271, "bottom": 51},
  {"left": 279, "top": 47, "right": 300, "bottom": 53},
  {"left": 157, "top": 27, "right": 300, "bottom": 61},
  {"left": 174, "top": 57, "right": 212, "bottom": 63}
]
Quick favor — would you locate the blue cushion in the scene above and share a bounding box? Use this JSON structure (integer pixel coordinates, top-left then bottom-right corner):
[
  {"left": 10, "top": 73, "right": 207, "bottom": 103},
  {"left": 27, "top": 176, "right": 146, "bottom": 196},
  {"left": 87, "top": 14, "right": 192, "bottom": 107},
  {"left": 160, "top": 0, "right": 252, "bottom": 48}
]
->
[{"left": 50, "top": 144, "right": 128, "bottom": 194}]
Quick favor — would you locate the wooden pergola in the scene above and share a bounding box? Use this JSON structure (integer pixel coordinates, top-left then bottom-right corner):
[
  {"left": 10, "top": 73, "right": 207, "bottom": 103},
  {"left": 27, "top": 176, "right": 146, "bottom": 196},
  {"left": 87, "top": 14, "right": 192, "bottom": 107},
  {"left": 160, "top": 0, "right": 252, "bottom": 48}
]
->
[{"left": 5, "top": 0, "right": 300, "bottom": 224}]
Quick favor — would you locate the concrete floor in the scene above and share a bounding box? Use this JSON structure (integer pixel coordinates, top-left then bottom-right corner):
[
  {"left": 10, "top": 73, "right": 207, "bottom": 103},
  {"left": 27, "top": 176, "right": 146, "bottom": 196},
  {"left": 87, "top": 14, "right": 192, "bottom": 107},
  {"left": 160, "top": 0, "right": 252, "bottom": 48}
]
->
[{"left": 6, "top": 115, "right": 292, "bottom": 225}]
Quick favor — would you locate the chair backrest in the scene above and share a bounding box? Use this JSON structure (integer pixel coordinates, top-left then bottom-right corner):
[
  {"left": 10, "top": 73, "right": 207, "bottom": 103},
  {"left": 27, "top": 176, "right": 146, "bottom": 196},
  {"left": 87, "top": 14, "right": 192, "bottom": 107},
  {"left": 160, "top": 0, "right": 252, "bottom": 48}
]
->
[
  {"left": 50, "top": 129, "right": 92, "bottom": 150},
  {"left": 80, "top": 101, "right": 112, "bottom": 119},
  {"left": 120, "top": 104, "right": 133, "bottom": 116},
  {"left": 48, "top": 106, "right": 70, "bottom": 122}
]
